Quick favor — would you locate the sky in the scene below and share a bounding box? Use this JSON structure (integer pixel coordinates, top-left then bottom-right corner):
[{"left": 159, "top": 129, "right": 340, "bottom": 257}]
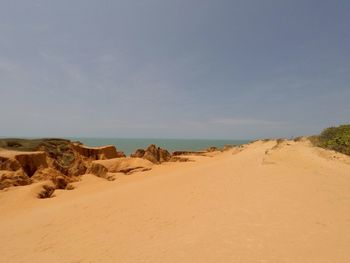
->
[{"left": 0, "top": 0, "right": 349, "bottom": 139}]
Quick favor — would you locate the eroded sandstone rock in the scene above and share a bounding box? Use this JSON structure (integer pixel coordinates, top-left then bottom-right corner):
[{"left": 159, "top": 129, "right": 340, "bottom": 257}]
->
[
  {"left": 53, "top": 175, "right": 70, "bottom": 190},
  {"left": 86, "top": 162, "right": 108, "bottom": 178},
  {"left": 31, "top": 167, "right": 64, "bottom": 182},
  {"left": 131, "top": 144, "right": 171, "bottom": 164},
  {"left": 72, "top": 144, "right": 125, "bottom": 160},
  {"left": 38, "top": 185, "right": 55, "bottom": 199},
  {"left": 14, "top": 152, "right": 48, "bottom": 177},
  {"left": 0, "top": 150, "right": 48, "bottom": 177},
  {"left": 0, "top": 139, "right": 88, "bottom": 177},
  {"left": 0, "top": 155, "right": 21, "bottom": 171},
  {"left": 0, "top": 138, "right": 127, "bottom": 189},
  {"left": 0, "top": 170, "right": 31, "bottom": 190}
]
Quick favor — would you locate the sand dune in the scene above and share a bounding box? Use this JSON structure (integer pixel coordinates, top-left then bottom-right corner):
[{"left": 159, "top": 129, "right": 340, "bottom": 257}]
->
[{"left": 1, "top": 140, "right": 350, "bottom": 262}]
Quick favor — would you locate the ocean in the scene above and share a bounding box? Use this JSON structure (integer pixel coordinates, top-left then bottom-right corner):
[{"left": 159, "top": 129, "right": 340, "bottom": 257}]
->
[{"left": 70, "top": 138, "right": 251, "bottom": 155}]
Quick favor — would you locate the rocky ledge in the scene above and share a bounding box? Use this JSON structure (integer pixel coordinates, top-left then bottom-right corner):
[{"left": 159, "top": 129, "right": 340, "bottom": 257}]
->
[
  {"left": 0, "top": 138, "right": 125, "bottom": 192},
  {"left": 0, "top": 138, "right": 232, "bottom": 196}
]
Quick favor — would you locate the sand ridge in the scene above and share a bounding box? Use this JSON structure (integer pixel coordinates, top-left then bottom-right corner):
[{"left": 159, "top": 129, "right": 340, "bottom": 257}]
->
[{"left": 0, "top": 140, "right": 350, "bottom": 262}]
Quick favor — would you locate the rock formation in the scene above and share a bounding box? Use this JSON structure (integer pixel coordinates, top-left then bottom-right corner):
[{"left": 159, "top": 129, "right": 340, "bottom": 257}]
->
[
  {"left": 37, "top": 185, "right": 55, "bottom": 199},
  {"left": 0, "top": 139, "right": 181, "bottom": 192},
  {"left": 0, "top": 150, "right": 48, "bottom": 176},
  {"left": 130, "top": 144, "right": 171, "bottom": 164},
  {"left": 93, "top": 157, "right": 153, "bottom": 175},
  {"left": 0, "top": 139, "right": 87, "bottom": 177},
  {"left": 0, "top": 170, "right": 31, "bottom": 190},
  {"left": 52, "top": 175, "right": 74, "bottom": 190},
  {"left": 72, "top": 144, "right": 125, "bottom": 160},
  {"left": 86, "top": 162, "right": 109, "bottom": 179},
  {"left": 0, "top": 138, "right": 127, "bottom": 191},
  {"left": 31, "top": 167, "right": 64, "bottom": 182}
]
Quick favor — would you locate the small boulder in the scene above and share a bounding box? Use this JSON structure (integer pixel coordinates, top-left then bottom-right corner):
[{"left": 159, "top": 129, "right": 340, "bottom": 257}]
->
[
  {"left": 38, "top": 185, "right": 55, "bottom": 199},
  {"left": 53, "top": 175, "right": 69, "bottom": 190}
]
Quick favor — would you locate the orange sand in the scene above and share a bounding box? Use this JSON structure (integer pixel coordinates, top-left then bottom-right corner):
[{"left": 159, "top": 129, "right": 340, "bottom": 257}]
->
[{"left": 1, "top": 140, "right": 350, "bottom": 262}]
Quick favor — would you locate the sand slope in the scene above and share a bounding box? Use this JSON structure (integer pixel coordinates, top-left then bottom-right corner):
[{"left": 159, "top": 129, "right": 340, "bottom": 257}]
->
[{"left": 1, "top": 140, "right": 350, "bottom": 262}]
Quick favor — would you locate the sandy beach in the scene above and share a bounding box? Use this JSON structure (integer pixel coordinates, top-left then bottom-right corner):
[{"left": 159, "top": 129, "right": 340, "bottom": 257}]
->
[
  {"left": 1, "top": 139, "right": 350, "bottom": 262},
  {"left": 2, "top": 1, "right": 349, "bottom": 261}
]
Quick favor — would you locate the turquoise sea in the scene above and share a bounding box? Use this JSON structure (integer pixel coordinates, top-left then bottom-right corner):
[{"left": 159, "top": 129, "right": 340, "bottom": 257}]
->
[{"left": 70, "top": 138, "right": 251, "bottom": 155}]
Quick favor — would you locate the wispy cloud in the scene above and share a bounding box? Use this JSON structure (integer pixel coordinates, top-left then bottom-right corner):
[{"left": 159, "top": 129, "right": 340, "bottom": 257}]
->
[{"left": 209, "top": 118, "right": 288, "bottom": 126}]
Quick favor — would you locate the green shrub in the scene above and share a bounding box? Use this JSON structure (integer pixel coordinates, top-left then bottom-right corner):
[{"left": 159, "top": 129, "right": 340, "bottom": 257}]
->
[{"left": 312, "top": 124, "right": 350, "bottom": 156}]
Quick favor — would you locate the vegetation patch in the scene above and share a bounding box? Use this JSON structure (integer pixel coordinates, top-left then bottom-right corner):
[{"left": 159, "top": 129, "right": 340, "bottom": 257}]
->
[{"left": 310, "top": 124, "right": 350, "bottom": 156}]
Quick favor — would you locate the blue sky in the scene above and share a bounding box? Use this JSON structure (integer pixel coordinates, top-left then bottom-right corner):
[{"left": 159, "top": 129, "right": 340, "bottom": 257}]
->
[{"left": 1, "top": 0, "right": 349, "bottom": 139}]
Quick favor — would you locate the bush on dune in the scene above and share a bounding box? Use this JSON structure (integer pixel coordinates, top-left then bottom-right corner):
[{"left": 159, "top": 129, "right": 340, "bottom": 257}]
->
[{"left": 311, "top": 124, "right": 350, "bottom": 156}]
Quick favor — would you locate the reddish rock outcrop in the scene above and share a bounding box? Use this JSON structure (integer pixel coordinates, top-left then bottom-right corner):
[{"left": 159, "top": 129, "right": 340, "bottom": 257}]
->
[
  {"left": 72, "top": 144, "right": 125, "bottom": 160},
  {"left": 86, "top": 162, "right": 108, "bottom": 178},
  {"left": 131, "top": 144, "right": 171, "bottom": 164},
  {"left": 31, "top": 167, "right": 64, "bottom": 182},
  {"left": 31, "top": 139, "right": 88, "bottom": 177},
  {"left": 0, "top": 150, "right": 48, "bottom": 177},
  {"left": 14, "top": 152, "right": 48, "bottom": 177},
  {"left": 0, "top": 155, "right": 21, "bottom": 171},
  {"left": 38, "top": 185, "right": 55, "bottom": 199},
  {"left": 0, "top": 139, "right": 88, "bottom": 177},
  {"left": 158, "top": 148, "right": 172, "bottom": 163},
  {"left": 0, "top": 170, "right": 31, "bottom": 190},
  {"left": 0, "top": 138, "right": 127, "bottom": 189},
  {"left": 115, "top": 151, "right": 127, "bottom": 158},
  {"left": 52, "top": 175, "right": 71, "bottom": 190}
]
